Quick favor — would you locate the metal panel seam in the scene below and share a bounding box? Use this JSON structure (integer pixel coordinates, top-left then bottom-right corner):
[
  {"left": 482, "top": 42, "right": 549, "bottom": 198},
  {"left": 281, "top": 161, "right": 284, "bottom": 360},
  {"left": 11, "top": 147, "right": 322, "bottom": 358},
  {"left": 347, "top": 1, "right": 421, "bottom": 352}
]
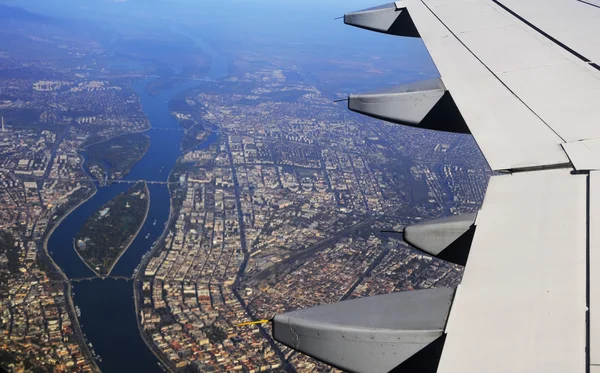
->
[
  {"left": 578, "top": 0, "right": 600, "bottom": 9},
  {"left": 491, "top": 0, "right": 596, "bottom": 65},
  {"left": 441, "top": 287, "right": 457, "bottom": 333},
  {"left": 417, "top": 0, "right": 567, "bottom": 142},
  {"left": 502, "top": 162, "right": 572, "bottom": 173},
  {"left": 588, "top": 172, "right": 592, "bottom": 373},
  {"left": 562, "top": 143, "right": 583, "bottom": 171}
]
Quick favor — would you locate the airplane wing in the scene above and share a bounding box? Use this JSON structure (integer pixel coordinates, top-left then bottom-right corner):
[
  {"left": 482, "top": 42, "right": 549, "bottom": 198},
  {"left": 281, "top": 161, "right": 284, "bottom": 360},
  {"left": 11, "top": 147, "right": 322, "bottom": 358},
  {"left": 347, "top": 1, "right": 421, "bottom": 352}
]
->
[{"left": 271, "top": 1, "right": 600, "bottom": 372}]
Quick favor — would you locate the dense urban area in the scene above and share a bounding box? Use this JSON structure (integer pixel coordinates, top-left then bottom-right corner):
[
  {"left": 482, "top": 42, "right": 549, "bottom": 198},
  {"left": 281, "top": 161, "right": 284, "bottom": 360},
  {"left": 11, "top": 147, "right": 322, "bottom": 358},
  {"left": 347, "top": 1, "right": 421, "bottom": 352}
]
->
[{"left": 0, "top": 3, "right": 491, "bottom": 373}]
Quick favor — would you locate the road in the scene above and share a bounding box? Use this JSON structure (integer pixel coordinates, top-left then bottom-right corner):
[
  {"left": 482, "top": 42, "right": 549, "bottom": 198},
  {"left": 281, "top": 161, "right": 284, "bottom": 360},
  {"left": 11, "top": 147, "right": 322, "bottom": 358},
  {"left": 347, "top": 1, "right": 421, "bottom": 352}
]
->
[
  {"left": 249, "top": 217, "right": 376, "bottom": 282},
  {"left": 224, "top": 136, "right": 297, "bottom": 372},
  {"left": 339, "top": 245, "right": 389, "bottom": 301}
]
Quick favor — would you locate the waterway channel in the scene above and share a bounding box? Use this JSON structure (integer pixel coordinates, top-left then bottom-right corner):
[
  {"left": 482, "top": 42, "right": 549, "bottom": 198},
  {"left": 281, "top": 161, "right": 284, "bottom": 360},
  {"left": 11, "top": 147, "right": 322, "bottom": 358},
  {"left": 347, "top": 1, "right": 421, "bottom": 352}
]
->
[{"left": 47, "top": 34, "right": 228, "bottom": 372}]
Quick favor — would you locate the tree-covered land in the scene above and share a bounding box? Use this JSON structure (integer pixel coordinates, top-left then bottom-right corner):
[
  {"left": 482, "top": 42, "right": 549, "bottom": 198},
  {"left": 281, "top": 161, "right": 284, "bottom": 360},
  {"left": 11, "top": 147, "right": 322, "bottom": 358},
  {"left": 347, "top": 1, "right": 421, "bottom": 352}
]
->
[
  {"left": 181, "top": 126, "right": 209, "bottom": 153},
  {"left": 84, "top": 132, "right": 150, "bottom": 181},
  {"left": 75, "top": 181, "right": 149, "bottom": 276}
]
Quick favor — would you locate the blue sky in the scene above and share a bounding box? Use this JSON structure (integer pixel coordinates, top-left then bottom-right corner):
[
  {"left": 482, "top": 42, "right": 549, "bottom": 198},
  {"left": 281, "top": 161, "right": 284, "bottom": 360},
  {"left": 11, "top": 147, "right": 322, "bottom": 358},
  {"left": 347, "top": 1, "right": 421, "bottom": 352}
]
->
[{"left": 0, "top": 0, "right": 437, "bottom": 80}]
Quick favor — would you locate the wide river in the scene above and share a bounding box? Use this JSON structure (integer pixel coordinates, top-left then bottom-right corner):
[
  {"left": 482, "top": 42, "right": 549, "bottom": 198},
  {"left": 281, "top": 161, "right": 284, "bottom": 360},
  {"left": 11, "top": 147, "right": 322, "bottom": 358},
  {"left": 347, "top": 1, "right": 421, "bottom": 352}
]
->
[{"left": 47, "top": 36, "right": 228, "bottom": 372}]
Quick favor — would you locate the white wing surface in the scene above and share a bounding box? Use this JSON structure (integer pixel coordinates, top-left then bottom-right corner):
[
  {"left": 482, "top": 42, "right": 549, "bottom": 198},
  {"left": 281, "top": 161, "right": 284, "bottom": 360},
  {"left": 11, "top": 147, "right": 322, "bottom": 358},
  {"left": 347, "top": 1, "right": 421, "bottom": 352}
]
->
[
  {"left": 440, "top": 169, "right": 587, "bottom": 372},
  {"left": 272, "top": 1, "right": 600, "bottom": 372}
]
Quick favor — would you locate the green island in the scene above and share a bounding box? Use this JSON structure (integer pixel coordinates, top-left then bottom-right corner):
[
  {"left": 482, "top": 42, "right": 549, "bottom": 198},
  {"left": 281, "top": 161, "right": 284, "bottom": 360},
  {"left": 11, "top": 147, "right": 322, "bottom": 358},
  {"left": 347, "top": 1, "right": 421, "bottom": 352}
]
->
[
  {"left": 74, "top": 181, "right": 149, "bottom": 276},
  {"left": 84, "top": 132, "right": 150, "bottom": 181},
  {"left": 169, "top": 96, "right": 212, "bottom": 152},
  {"left": 181, "top": 127, "right": 209, "bottom": 152}
]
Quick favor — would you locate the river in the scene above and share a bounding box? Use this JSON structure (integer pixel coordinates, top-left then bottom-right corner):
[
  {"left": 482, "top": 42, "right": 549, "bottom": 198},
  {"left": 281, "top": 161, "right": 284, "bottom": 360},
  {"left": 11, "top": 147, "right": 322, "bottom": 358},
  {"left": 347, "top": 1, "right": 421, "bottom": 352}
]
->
[{"left": 47, "top": 34, "right": 228, "bottom": 373}]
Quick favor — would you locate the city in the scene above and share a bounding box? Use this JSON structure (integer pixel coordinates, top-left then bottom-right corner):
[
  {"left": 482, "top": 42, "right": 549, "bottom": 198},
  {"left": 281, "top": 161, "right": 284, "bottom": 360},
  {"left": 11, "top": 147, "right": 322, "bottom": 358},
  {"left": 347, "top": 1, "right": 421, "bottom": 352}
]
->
[
  {"left": 133, "top": 66, "right": 488, "bottom": 372},
  {"left": 0, "top": 2, "right": 490, "bottom": 373}
]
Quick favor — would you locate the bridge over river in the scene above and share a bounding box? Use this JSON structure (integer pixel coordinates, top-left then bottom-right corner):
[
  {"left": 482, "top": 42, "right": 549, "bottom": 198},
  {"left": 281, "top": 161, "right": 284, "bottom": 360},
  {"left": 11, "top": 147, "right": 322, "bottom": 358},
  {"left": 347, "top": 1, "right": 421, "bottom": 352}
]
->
[
  {"left": 148, "top": 127, "right": 185, "bottom": 132},
  {"left": 70, "top": 276, "right": 134, "bottom": 283},
  {"left": 43, "top": 177, "right": 175, "bottom": 185}
]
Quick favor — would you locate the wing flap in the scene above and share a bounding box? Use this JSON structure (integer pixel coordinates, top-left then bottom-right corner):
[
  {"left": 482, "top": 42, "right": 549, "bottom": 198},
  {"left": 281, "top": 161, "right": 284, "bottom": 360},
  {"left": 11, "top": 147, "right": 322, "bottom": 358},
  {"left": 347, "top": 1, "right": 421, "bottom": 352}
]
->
[
  {"left": 438, "top": 169, "right": 587, "bottom": 372},
  {"left": 590, "top": 171, "right": 600, "bottom": 368}
]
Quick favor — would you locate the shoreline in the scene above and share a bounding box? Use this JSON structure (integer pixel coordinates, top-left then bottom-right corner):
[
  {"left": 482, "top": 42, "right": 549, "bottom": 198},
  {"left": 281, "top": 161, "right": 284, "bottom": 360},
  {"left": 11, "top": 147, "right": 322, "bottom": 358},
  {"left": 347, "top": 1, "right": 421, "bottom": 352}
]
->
[
  {"left": 132, "top": 130, "right": 221, "bottom": 372},
  {"left": 42, "top": 152, "right": 99, "bottom": 281},
  {"left": 64, "top": 283, "right": 102, "bottom": 372},
  {"left": 40, "top": 78, "right": 198, "bottom": 373},
  {"left": 133, "top": 166, "right": 180, "bottom": 373},
  {"left": 41, "top": 180, "right": 101, "bottom": 373},
  {"left": 42, "top": 130, "right": 152, "bottom": 370},
  {"left": 71, "top": 238, "right": 102, "bottom": 278},
  {"left": 42, "top": 186, "right": 97, "bottom": 281}
]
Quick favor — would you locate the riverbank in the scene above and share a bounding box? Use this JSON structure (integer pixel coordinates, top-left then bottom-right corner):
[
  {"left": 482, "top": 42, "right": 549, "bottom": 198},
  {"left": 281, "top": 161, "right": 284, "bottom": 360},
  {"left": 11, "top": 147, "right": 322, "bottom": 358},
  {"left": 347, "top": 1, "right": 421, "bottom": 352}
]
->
[
  {"left": 42, "top": 186, "right": 97, "bottom": 281},
  {"left": 41, "top": 183, "right": 100, "bottom": 372},
  {"left": 132, "top": 184, "right": 179, "bottom": 373},
  {"left": 71, "top": 238, "right": 102, "bottom": 278},
  {"left": 132, "top": 129, "right": 224, "bottom": 371},
  {"left": 65, "top": 283, "right": 102, "bottom": 373},
  {"left": 133, "top": 276, "right": 177, "bottom": 373},
  {"left": 45, "top": 49, "right": 227, "bottom": 370},
  {"left": 42, "top": 152, "right": 99, "bottom": 281},
  {"left": 132, "top": 161, "right": 182, "bottom": 373}
]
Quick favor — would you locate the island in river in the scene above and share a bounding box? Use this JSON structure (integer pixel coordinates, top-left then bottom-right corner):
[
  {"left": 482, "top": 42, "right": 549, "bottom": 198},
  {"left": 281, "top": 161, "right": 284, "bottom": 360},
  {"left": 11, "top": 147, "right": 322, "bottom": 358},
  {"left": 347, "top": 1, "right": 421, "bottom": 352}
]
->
[
  {"left": 84, "top": 132, "right": 150, "bottom": 181},
  {"left": 169, "top": 95, "right": 212, "bottom": 152},
  {"left": 74, "top": 181, "right": 150, "bottom": 276}
]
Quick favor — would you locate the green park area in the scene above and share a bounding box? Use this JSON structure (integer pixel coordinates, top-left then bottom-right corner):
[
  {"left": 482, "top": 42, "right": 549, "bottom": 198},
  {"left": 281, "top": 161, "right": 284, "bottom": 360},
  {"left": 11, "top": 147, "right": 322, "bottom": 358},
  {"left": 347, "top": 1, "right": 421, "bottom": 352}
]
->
[
  {"left": 84, "top": 132, "right": 150, "bottom": 180},
  {"left": 75, "top": 181, "right": 149, "bottom": 276}
]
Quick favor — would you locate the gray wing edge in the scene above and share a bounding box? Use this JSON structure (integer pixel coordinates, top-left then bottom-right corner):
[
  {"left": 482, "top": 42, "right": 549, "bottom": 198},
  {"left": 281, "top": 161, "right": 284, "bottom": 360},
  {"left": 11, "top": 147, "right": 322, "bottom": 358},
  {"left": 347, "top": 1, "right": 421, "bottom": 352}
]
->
[{"left": 273, "top": 287, "right": 455, "bottom": 373}]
